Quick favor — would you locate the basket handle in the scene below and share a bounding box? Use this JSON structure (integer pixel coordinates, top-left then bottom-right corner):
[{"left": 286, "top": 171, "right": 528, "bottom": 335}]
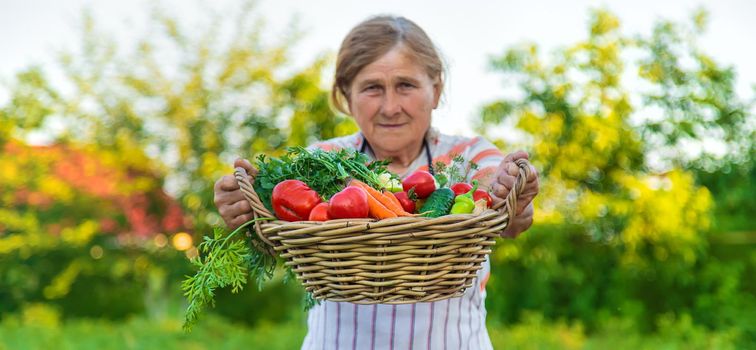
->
[
  {"left": 490, "top": 158, "right": 532, "bottom": 223},
  {"left": 234, "top": 167, "right": 277, "bottom": 250}
]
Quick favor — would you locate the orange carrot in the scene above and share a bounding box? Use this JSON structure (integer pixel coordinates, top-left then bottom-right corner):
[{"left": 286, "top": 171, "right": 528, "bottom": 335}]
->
[
  {"left": 385, "top": 190, "right": 406, "bottom": 213},
  {"left": 365, "top": 191, "right": 398, "bottom": 219},
  {"left": 380, "top": 191, "right": 412, "bottom": 217},
  {"left": 349, "top": 179, "right": 397, "bottom": 219},
  {"left": 350, "top": 179, "right": 411, "bottom": 217}
]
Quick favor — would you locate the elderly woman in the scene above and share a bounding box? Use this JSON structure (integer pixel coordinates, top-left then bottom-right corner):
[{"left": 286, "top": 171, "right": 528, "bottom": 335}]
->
[{"left": 214, "top": 15, "right": 539, "bottom": 350}]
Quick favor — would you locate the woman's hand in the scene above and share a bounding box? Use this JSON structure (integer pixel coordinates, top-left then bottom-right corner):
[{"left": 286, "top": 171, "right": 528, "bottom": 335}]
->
[
  {"left": 213, "top": 158, "right": 257, "bottom": 230},
  {"left": 490, "top": 150, "right": 539, "bottom": 238}
]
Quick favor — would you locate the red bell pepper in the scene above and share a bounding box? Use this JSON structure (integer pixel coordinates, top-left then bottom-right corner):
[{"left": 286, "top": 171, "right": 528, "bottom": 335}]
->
[
  {"left": 450, "top": 182, "right": 473, "bottom": 197},
  {"left": 271, "top": 180, "right": 322, "bottom": 221}
]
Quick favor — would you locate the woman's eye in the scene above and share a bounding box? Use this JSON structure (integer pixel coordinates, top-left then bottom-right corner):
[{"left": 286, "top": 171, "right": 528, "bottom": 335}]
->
[
  {"left": 364, "top": 85, "right": 380, "bottom": 92},
  {"left": 398, "top": 82, "right": 415, "bottom": 89}
]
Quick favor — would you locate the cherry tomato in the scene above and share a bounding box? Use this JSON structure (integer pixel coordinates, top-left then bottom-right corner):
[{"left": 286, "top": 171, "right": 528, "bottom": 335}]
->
[
  {"left": 308, "top": 202, "right": 330, "bottom": 221},
  {"left": 393, "top": 191, "right": 416, "bottom": 213}
]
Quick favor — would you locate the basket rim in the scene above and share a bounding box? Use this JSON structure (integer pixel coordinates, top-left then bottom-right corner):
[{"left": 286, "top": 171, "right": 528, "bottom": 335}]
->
[
  {"left": 231, "top": 158, "right": 530, "bottom": 304},
  {"left": 234, "top": 158, "right": 531, "bottom": 248}
]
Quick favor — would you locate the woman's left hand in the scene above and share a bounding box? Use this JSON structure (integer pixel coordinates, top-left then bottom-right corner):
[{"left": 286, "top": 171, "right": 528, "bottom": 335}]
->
[{"left": 490, "top": 150, "right": 539, "bottom": 238}]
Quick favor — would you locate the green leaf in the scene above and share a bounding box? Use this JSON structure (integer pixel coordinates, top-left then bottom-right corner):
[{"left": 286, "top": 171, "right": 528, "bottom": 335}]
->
[{"left": 182, "top": 218, "right": 275, "bottom": 332}]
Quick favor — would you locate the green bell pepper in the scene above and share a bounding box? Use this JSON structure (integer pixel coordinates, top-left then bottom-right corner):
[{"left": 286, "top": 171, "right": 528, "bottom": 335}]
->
[{"left": 450, "top": 181, "right": 479, "bottom": 214}]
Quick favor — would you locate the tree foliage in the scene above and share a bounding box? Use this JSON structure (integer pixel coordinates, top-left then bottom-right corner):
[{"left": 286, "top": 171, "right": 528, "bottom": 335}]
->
[
  {"left": 1, "top": 3, "right": 753, "bottom": 346},
  {"left": 1, "top": 3, "right": 356, "bottom": 233},
  {"left": 478, "top": 9, "right": 755, "bottom": 342},
  {"left": 478, "top": 8, "right": 753, "bottom": 258},
  {"left": 0, "top": 1, "right": 354, "bottom": 318}
]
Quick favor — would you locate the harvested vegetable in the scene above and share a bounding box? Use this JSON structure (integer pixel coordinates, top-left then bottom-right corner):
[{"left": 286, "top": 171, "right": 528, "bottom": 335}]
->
[
  {"left": 450, "top": 181, "right": 478, "bottom": 214},
  {"left": 393, "top": 190, "right": 416, "bottom": 213},
  {"left": 450, "top": 182, "right": 473, "bottom": 197},
  {"left": 350, "top": 179, "right": 411, "bottom": 217},
  {"left": 308, "top": 202, "right": 331, "bottom": 221},
  {"left": 402, "top": 170, "right": 436, "bottom": 199},
  {"left": 384, "top": 189, "right": 406, "bottom": 214},
  {"left": 328, "top": 186, "right": 369, "bottom": 219},
  {"left": 379, "top": 173, "right": 403, "bottom": 192},
  {"left": 349, "top": 180, "right": 399, "bottom": 219},
  {"left": 253, "top": 147, "right": 390, "bottom": 213},
  {"left": 182, "top": 219, "right": 275, "bottom": 332},
  {"left": 419, "top": 188, "right": 455, "bottom": 218},
  {"left": 473, "top": 189, "right": 493, "bottom": 208},
  {"left": 272, "top": 180, "right": 322, "bottom": 221}
]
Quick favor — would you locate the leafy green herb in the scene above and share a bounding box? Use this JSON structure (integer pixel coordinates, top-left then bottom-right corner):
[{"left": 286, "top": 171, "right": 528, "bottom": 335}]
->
[
  {"left": 434, "top": 154, "right": 479, "bottom": 187},
  {"left": 182, "top": 218, "right": 274, "bottom": 332},
  {"left": 253, "top": 147, "right": 391, "bottom": 212},
  {"left": 282, "top": 266, "right": 297, "bottom": 285},
  {"left": 304, "top": 292, "right": 320, "bottom": 311}
]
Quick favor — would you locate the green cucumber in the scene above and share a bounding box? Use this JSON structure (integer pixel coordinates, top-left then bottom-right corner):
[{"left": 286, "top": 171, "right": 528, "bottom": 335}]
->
[{"left": 419, "top": 188, "right": 455, "bottom": 218}]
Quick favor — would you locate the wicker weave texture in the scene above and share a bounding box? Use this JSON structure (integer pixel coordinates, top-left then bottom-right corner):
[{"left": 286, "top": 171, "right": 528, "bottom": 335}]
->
[{"left": 235, "top": 159, "right": 530, "bottom": 304}]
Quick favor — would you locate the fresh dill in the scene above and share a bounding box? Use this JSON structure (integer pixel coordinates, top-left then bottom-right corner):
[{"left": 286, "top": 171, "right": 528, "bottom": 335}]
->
[{"left": 434, "top": 154, "right": 479, "bottom": 187}]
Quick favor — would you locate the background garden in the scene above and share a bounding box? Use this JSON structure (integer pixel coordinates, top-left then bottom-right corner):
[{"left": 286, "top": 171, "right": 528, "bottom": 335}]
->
[{"left": 1, "top": 2, "right": 754, "bottom": 349}]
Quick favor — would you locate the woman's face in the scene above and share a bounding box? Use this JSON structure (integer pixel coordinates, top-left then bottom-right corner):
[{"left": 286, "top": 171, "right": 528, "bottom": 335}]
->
[{"left": 348, "top": 45, "right": 441, "bottom": 156}]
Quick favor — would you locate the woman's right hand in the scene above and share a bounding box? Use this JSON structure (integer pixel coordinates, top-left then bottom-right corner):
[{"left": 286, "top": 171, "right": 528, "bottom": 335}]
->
[{"left": 213, "top": 158, "right": 257, "bottom": 230}]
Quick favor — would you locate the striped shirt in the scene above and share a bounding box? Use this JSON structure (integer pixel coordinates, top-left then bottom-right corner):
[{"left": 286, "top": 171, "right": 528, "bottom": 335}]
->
[{"left": 302, "top": 127, "right": 505, "bottom": 350}]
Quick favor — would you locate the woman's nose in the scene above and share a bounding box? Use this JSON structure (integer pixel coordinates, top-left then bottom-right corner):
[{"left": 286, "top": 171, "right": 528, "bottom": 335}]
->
[{"left": 381, "top": 90, "right": 402, "bottom": 117}]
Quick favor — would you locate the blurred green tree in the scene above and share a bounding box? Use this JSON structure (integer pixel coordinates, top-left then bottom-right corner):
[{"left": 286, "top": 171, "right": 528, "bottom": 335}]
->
[
  {"left": 478, "top": 8, "right": 755, "bottom": 341},
  {"left": 634, "top": 10, "right": 755, "bottom": 233},
  {"left": 0, "top": 2, "right": 357, "bottom": 234},
  {"left": 0, "top": 1, "right": 355, "bottom": 320},
  {"left": 478, "top": 9, "right": 722, "bottom": 260}
]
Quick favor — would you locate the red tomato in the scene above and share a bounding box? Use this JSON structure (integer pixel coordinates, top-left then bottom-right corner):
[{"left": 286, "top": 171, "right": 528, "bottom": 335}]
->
[
  {"left": 328, "top": 187, "right": 369, "bottom": 219},
  {"left": 402, "top": 171, "right": 436, "bottom": 199},
  {"left": 450, "top": 183, "right": 473, "bottom": 197},
  {"left": 473, "top": 190, "right": 493, "bottom": 208},
  {"left": 308, "top": 202, "right": 330, "bottom": 221},
  {"left": 393, "top": 191, "right": 416, "bottom": 213},
  {"left": 271, "top": 180, "right": 322, "bottom": 221}
]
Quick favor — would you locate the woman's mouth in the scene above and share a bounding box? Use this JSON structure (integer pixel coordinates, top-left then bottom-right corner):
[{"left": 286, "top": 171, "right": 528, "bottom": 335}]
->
[{"left": 378, "top": 123, "right": 406, "bottom": 129}]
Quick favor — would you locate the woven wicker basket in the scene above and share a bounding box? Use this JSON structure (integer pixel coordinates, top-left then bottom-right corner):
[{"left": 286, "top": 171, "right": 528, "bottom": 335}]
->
[{"left": 235, "top": 159, "right": 531, "bottom": 304}]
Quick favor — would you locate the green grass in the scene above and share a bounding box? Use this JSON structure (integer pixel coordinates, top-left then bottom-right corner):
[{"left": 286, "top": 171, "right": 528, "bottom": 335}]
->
[
  {"left": 487, "top": 312, "right": 743, "bottom": 350},
  {"left": 1, "top": 312, "right": 747, "bottom": 350},
  {"left": 0, "top": 315, "right": 306, "bottom": 350}
]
